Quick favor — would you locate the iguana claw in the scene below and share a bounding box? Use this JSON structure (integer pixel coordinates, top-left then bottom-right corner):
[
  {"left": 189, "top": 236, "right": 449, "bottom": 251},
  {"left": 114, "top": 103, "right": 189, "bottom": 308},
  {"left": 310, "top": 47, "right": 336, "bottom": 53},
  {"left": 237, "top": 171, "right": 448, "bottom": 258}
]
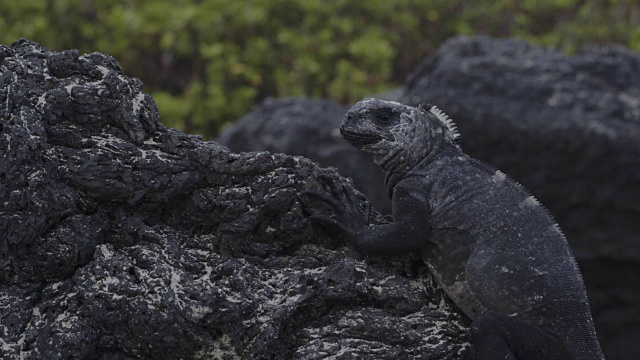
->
[
  {"left": 303, "top": 176, "right": 370, "bottom": 243},
  {"left": 303, "top": 190, "right": 340, "bottom": 210}
]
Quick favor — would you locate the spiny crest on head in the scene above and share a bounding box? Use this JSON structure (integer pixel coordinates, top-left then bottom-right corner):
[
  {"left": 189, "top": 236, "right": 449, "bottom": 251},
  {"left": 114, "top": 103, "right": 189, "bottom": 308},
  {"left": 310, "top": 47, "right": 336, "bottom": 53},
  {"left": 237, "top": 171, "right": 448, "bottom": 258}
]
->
[{"left": 419, "top": 104, "right": 461, "bottom": 144}]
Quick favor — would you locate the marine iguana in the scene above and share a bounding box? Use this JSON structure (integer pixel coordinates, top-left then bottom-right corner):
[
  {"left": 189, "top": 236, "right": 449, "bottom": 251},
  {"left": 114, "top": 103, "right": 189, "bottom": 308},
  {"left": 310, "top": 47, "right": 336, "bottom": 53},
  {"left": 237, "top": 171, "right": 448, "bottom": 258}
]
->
[{"left": 306, "top": 98, "right": 605, "bottom": 359}]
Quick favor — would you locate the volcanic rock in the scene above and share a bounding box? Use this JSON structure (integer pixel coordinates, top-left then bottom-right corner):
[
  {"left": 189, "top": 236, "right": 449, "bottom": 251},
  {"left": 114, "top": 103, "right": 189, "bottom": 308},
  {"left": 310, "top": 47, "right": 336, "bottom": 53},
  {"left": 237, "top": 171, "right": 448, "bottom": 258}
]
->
[
  {"left": 218, "top": 98, "right": 391, "bottom": 214},
  {"left": 0, "top": 39, "right": 468, "bottom": 359}
]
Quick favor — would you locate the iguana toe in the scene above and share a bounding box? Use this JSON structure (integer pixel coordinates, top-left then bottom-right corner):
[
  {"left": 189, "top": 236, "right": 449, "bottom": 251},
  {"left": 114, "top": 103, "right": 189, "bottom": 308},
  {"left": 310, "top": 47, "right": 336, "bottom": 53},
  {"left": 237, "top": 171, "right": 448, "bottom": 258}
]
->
[{"left": 303, "top": 190, "right": 340, "bottom": 210}]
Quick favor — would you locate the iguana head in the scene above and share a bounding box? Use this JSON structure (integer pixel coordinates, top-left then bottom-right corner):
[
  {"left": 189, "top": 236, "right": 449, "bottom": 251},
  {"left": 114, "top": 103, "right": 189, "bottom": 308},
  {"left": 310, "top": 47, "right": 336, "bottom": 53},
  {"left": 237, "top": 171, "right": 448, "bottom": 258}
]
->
[{"left": 340, "top": 98, "right": 460, "bottom": 174}]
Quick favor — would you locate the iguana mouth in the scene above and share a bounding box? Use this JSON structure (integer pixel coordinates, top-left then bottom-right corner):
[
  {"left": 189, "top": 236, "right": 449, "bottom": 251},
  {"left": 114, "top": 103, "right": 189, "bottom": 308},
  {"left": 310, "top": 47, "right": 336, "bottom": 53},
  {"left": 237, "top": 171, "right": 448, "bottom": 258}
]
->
[{"left": 340, "top": 129, "right": 383, "bottom": 146}]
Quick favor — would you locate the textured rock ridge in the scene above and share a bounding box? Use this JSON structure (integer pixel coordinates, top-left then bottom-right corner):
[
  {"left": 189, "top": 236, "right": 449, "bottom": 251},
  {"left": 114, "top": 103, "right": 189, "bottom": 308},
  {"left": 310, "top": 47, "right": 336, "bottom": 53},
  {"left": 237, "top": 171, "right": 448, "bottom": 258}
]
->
[
  {"left": 218, "top": 97, "right": 391, "bottom": 214},
  {"left": 0, "top": 39, "right": 468, "bottom": 359}
]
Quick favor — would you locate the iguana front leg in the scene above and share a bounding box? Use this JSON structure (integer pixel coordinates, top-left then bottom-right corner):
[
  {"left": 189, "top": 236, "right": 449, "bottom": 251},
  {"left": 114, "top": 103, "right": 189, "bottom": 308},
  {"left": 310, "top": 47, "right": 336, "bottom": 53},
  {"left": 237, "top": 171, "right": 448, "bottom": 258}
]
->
[{"left": 305, "top": 176, "right": 431, "bottom": 256}]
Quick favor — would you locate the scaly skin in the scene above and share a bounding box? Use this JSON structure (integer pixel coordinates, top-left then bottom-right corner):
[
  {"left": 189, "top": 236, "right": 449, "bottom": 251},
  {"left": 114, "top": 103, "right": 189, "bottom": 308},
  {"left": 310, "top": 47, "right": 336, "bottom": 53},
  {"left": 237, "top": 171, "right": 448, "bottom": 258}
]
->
[{"left": 306, "top": 98, "right": 604, "bottom": 359}]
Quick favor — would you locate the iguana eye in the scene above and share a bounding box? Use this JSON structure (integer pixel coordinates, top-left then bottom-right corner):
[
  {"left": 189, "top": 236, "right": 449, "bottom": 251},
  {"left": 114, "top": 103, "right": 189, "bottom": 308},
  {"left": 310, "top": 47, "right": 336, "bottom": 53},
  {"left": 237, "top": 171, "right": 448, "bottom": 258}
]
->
[{"left": 371, "top": 108, "right": 395, "bottom": 125}]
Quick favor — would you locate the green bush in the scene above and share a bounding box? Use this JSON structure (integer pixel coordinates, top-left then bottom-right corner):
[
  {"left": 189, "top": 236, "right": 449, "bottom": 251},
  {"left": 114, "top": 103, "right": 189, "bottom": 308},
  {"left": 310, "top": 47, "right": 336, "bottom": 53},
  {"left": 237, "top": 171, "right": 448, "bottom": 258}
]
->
[{"left": 1, "top": 0, "right": 639, "bottom": 138}]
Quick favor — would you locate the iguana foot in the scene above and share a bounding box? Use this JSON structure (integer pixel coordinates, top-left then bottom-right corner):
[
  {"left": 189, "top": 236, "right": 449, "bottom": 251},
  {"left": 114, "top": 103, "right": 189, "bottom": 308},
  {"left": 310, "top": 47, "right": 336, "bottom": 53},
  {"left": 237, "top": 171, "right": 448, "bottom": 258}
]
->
[{"left": 303, "top": 175, "right": 370, "bottom": 244}]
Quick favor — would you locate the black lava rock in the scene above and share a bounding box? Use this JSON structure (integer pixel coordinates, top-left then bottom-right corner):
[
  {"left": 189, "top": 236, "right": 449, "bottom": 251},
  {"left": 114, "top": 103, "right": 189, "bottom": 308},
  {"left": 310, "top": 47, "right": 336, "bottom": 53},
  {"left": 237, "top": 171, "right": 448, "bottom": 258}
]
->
[
  {"left": 0, "top": 39, "right": 468, "bottom": 359},
  {"left": 218, "top": 97, "right": 392, "bottom": 214}
]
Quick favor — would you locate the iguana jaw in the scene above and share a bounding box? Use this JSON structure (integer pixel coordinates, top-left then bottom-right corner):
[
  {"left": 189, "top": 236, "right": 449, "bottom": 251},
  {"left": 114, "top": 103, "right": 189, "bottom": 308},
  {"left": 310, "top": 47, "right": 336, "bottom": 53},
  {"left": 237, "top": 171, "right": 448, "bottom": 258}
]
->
[{"left": 339, "top": 128, "right": 383, "bottom": 147}]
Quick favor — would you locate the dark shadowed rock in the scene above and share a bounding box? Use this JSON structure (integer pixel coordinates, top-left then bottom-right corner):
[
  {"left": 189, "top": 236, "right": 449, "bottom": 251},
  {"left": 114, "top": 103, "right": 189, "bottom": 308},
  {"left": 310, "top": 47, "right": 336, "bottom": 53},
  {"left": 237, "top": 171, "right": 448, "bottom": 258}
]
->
[
  {"left": 218, "top": 98, "right": 391, "bottom": 214},
  {"left": 0, "top": 40, "right": 468, "bottom": 359},
  {"left": 400, "top": 36, "right": 640, "bottom": 360}
]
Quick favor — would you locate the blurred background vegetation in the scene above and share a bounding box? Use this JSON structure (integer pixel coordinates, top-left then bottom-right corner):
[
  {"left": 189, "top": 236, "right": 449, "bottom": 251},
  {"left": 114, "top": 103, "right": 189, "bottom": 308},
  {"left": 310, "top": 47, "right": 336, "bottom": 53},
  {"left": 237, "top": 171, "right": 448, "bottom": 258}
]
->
[{"left": 1, "top": 0, "right": 639, "bottom": 138}]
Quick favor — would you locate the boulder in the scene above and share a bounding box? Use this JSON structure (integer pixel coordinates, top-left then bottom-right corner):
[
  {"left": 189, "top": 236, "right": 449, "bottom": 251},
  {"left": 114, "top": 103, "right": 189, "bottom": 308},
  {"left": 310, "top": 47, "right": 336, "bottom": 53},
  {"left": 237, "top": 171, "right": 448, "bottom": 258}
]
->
[
  {"left": 0, "top": 39, "right": 468, "bottom": 359},
  {"left": 401, "top": 36, "right": 640, "bottom": 260},
  {"left": 400, "top": 36, "right": 640, "bottom": 359}
]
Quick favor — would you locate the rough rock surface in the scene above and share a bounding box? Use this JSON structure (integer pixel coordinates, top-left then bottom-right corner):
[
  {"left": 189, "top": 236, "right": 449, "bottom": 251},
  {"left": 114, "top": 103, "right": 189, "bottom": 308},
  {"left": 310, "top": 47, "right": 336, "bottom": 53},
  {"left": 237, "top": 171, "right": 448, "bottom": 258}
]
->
[
  {"left": 0, "top": 39, "right": 469, "bottom": 359},
  {"left": 218, "top": 37, "right": 640, "bottom": 359},
  {"left": 218, "top": 98, "right": 391, "bottom": 214}
]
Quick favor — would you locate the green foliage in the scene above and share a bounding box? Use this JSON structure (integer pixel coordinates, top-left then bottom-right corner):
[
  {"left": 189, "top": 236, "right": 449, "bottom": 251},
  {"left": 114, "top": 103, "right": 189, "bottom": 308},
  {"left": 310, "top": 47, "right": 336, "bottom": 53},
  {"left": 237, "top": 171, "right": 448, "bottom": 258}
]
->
[{"left": 1, "top": 0, "right": 639, "bottom": 138}]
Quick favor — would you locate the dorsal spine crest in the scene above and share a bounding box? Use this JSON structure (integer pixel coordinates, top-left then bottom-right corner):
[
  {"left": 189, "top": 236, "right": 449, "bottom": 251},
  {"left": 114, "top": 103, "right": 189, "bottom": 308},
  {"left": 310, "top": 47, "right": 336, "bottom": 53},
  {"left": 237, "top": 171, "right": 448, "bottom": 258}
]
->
[{"left": 429, "top": 105, "right": 461, "bottom": 143}]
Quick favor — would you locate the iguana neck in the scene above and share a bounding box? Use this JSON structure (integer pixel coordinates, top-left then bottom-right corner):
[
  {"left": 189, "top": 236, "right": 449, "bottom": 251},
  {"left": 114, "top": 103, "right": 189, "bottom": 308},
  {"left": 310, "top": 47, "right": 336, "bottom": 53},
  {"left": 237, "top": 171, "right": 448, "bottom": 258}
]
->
[{"left": 383, "top": 139, "right": 462, "bottom": 198}]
